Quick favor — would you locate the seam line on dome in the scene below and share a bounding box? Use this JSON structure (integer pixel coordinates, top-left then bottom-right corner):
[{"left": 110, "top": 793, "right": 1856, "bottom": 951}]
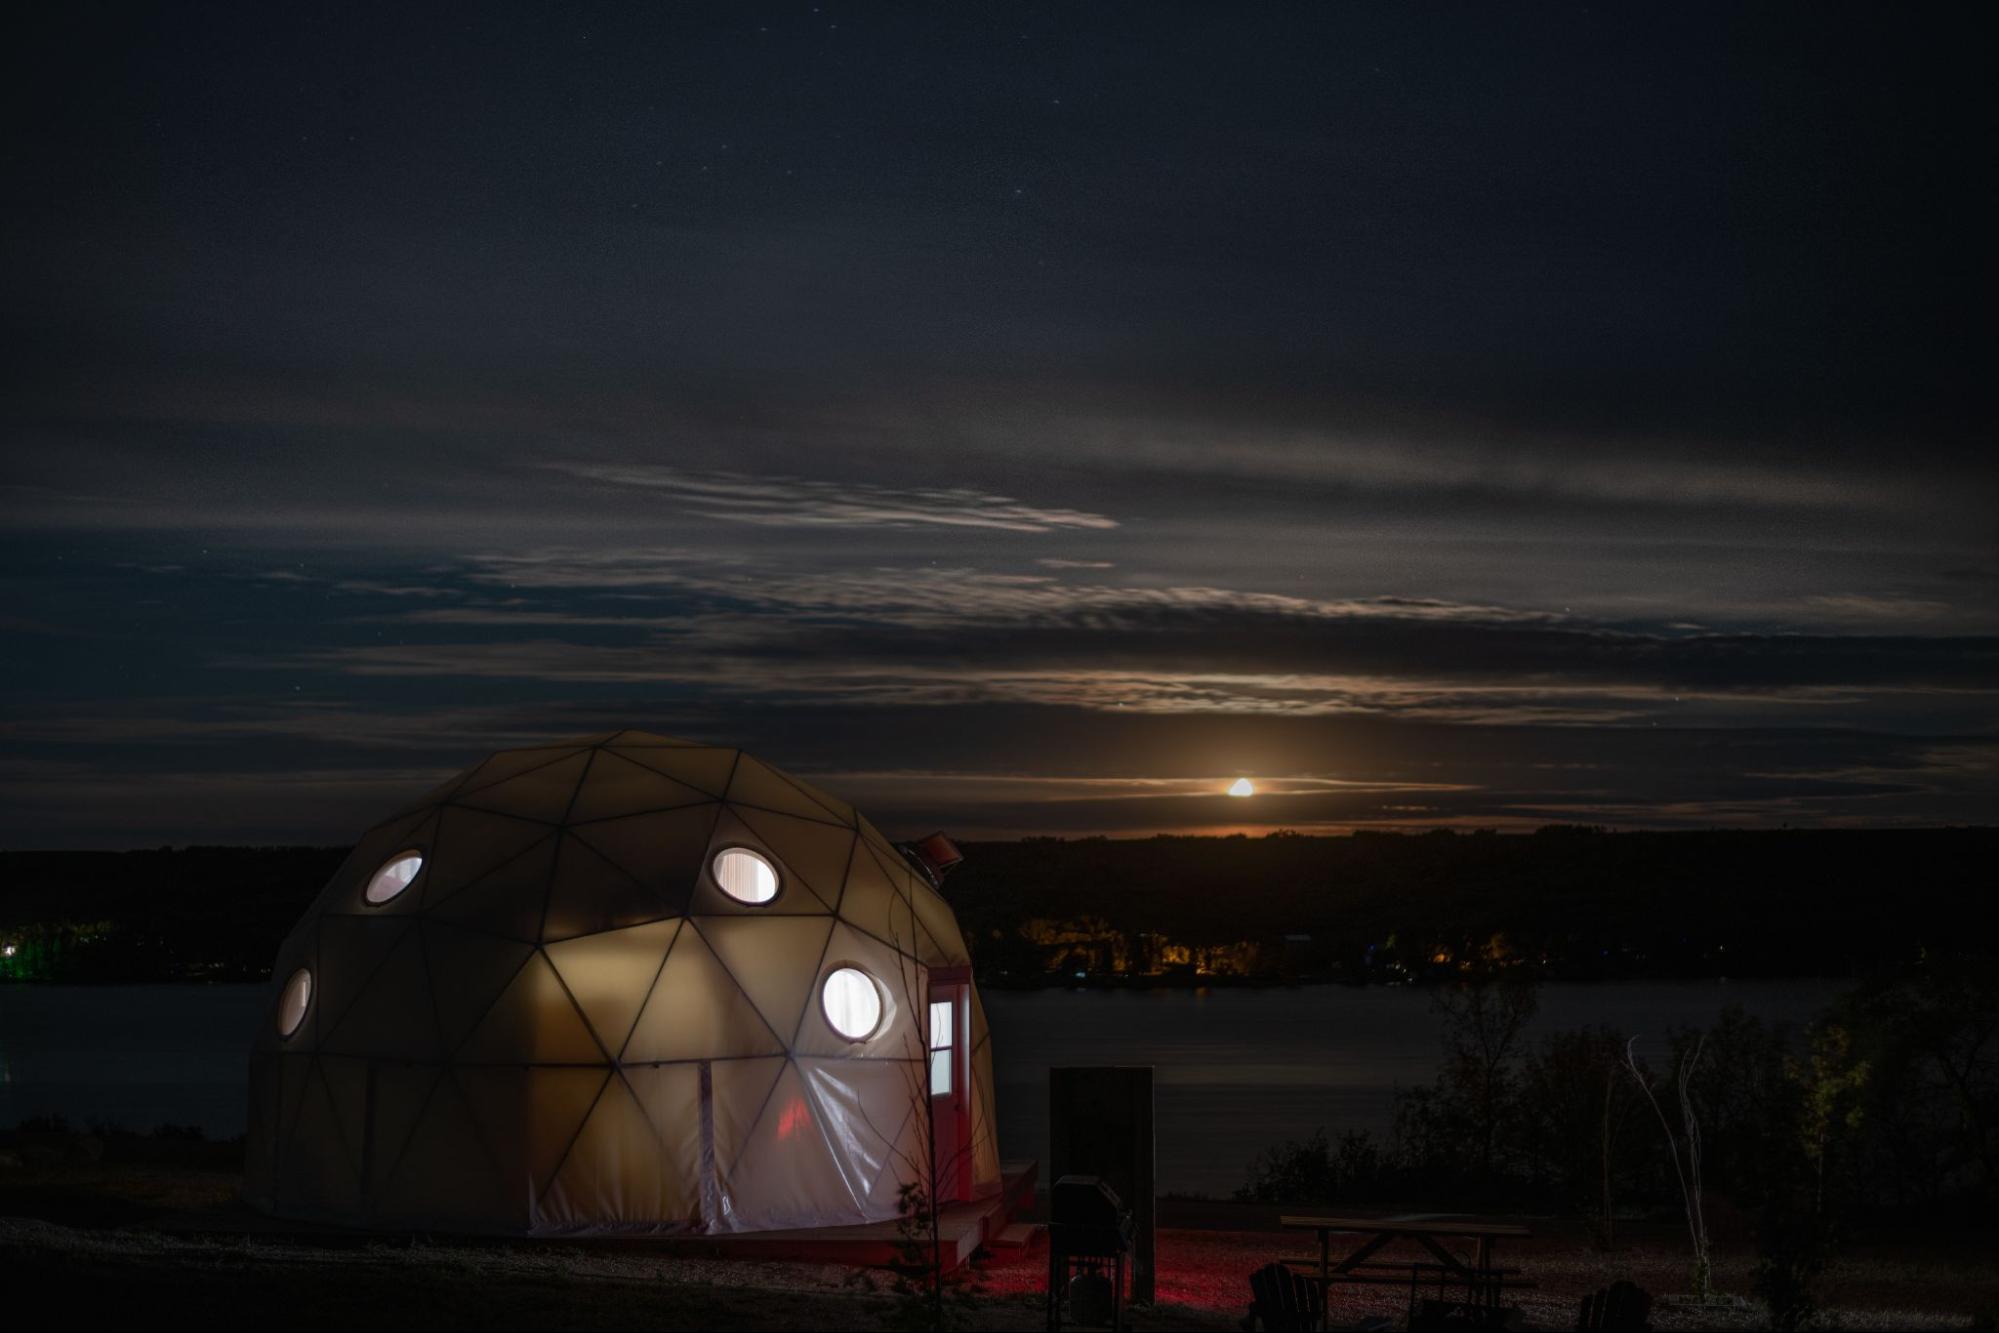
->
[
  {"left": 534, "top": 749, "right": 601, "bottom": 943},
  {"left": 531, "top": 1068, "right": 614, "bottom": 1214},
  {"left": 419, "top": 829, "right": 560, "bottom": 919},
  {"left": 315, "top": 919, "right": 417, "bottom": 1047},
  {"left": 767, "top": 765, "right": 857, "bottom": 827},
  {"left": 441, "top": 1066, "right": 514, "bottom": 1219},
  {"left": 600, "top": 744, "right": 740, "bottom": 800},
  {"left": 563, "top": 794, "right": 717, "bottom": 829},
  {"left": 682, "top": 917, "right": 797, "bottom": 1058},
  {"left": 606, "top": 918, "right": 684, "bottom": 1064},
  {"left": 411, "top": 920, "right": 450, "bottom": 1072},
  {"left": 451, "top": 747, "right": 591, "bottom": 802},
  {"left": 450, "top": 959, "right": 532, "bottom": 1063},
  {"left": 374, "top": 1063, "right": 449, "bottom": 1209}
]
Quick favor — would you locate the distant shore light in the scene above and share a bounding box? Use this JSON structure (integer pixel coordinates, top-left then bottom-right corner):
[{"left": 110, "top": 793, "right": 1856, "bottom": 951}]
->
[{"left": 1227, "top": 778, "right": 1255, "bottom": 797}]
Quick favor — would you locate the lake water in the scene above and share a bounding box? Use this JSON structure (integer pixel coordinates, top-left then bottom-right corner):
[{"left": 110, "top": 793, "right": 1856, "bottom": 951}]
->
[{"left": 0, "top": 979, "right": 1841, "bottom": 1196}]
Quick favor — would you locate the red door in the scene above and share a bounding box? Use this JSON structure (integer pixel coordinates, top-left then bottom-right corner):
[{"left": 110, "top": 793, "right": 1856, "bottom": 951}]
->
[{"left": 927, "top": 966, "right": 973, "bottom": 1202}]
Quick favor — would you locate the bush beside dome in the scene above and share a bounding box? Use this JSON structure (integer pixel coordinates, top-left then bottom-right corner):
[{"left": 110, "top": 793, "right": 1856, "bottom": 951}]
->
[{"left": 244, "top": 731, "right": 1000, "bottom": 1235}]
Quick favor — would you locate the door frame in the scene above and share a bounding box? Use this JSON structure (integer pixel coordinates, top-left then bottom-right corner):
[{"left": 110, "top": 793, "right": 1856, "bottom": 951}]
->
[{"left": 926, "top": 964, "right": 973, "bottom": 1202}]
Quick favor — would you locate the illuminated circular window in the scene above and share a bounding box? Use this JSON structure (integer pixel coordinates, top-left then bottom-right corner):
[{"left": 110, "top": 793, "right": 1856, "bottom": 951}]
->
[
  {"left": 712, "top": 847, "right": 779, "bottom": 905},
  {"left": 363, "top": 851, "right": 424, "bottom": 905},
  {"left": 276, "top": 967, "right": 313, "bottom": 1039},
  {"left": 821, "top": 966, "right": 883, "bottom": 1042}
]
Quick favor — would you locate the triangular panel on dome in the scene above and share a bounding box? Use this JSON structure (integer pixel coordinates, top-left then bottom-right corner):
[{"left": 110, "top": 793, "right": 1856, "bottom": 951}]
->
[
  {"left": 376, "top": 1070, "right": 521, "bottom": 1229},
  {"left": 777, "top": 771, "right": 858, "bottom": 827},
  {"left": 706, "top": 1056, "right": 786, "bottom": 1186},
  {"left": 420, "top": 806, "right": 560, "bottom": 911},
  {"left": 277, "top": 1057, "right": 362, "bottom": 1214},
  {"left": 690, "top": 809, "right": 837, "bottom": 916},
  {"left": 566, "top": 748, "right": 716, "bottom": 825},
  {"left": 545, "top": 919, "right": 680, "bottom": 1060},
  {"left": 424, "top": 831, "right": 559, "bottom": 940},
  {"left": 540, "top": 830, "right": 683, "bottom": 943},
  {"left": 622, "top": 925, "right": 786, "bottom": 1064},
  {"left": 718, "top": 1059, "right": 864, "bottom": 1231},
  {"left": 310, "top": 914, "right": 410, "bottom": 1044},
  {"left": 831, "top": 836, "right": 919, "bottom": 955},
  {"left": 451, "top": 745, "right": 591, "bottom": 803},
  {"left": 454, "top": 1065, "right": 609, "bottom": 1210},
  {"left": 458, "top": 949, "right": 606, "bottom": 1065},
  {"left": 362, "top": 1061, "right": 445, "bottom": 1204},
  {"left": 726, "top": 806, "right": 855, "bottom": 913},
  {"left": 449, "top": 750, "right": 592, "bottom": 823},
  {"left": 793, "top": 921, "right": 923, "bottom": 1058},
  {"left": 797, "top": 1056, "right": 916, "bottom": 1208},
  {"left": 850, "top": 833, "right": 960, "bottom": 965},
  {"left": 273, "top": 1049, "right": 314, "bottom": 1166},
  {"left": 910, "top": 881, "right": 972, "bottom": 967},
  {"left": 564, "top": 804, "right": 718, "bottom": 925},
  {"left": 553, "top": 731, "right": 628, "bottom": 747},
  {"left": 317, "top": 1054, "right": 373, "bottom": 1195},
  {"left": 623, "top": 1061, "right": 704, "bottom": 1202},
  {"left": 605, "top": 743, "right": 740, "bottom": 800},
  {"left": 855, "top": 815, "right": 908, "bottom": 874},
  {"left": 538, "top": 1071, "right": 694, "bottom": 1230},
  {"left": 419, "top": 921, "right": 536, "bottom": 1055},
  {"left": 317, "top": 924, "right": 440, "bottom": 1062},
  {"left": 726, "top": 753, "right": 852, "bottom": 827},
  {"left": 869, "top": 1094, "right": 928, "bottom": 1211},
  {"left": 697, "top": 915, "right": 835, "bottom": 1049}
]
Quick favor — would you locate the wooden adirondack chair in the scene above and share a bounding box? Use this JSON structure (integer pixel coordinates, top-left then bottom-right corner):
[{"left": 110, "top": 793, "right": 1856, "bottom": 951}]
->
[
  {"left": 1243, "top": 1262, "right": 1326, "bottom": 1332},
  {"left": 1576, "top": 1280, "right": 1652, "bottom": 1331}
]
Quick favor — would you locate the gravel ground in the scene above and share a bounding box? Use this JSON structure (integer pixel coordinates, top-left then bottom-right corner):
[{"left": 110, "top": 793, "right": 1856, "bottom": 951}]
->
[{"left": 2, "top": 1162, "right": 1993, "bottom": 1329}]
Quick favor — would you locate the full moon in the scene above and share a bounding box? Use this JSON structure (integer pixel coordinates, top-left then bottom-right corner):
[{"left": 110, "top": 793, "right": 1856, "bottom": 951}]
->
[{"left": 1227, "top": 778, "right": 1255, "bottom": 797}]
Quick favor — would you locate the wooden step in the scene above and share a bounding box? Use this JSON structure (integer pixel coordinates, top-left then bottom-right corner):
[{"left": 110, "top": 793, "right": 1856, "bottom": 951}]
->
[{"left": 991, "top": 1222, "right": 1045, "bottom": 1249}]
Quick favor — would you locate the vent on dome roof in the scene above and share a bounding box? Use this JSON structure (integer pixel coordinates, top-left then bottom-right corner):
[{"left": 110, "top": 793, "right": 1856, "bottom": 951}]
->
[{"left": 897, "top": 831, "right": 964, "bottom": 887}]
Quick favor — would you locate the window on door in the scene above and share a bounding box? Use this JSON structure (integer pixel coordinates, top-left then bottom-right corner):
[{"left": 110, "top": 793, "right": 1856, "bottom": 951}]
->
[{"left": 927, "top": 999, "right": 954, "bottom": 1096}]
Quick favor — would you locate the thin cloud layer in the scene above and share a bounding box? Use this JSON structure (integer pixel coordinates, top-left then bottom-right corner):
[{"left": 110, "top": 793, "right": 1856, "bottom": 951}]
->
[
  {"left": 2, "top": 6, "right": 1993, "bottom": 845},
  {"left": 545, "top": 463, "right": 1118, "bottom": 533}
]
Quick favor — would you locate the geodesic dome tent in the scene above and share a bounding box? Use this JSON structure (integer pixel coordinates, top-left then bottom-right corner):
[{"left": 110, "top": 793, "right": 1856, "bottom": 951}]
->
[{"left": 244, "top": 732, "right": 1000, "bottom": 1235}]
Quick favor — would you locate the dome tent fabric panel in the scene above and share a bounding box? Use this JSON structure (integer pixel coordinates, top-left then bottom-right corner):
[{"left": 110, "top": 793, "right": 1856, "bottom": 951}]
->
[
  {"left": 425, "top": 833, "right": 559, "bottom": 940},
  {"left": 620, "top": 925, "right": 787, "bottom": 1064},
  {"left": 602, "top": 741, "right": 740, "bottom": 799},
  {"left": 544, "top": 919, "right": 683, "bottom": 1057},
  {"left": 244, "top": 732, "right": 1002, "bottom": 1236}
]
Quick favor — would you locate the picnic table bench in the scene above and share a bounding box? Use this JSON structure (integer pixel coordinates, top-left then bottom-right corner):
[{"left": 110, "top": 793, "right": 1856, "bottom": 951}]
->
[{"left": 1278, "top": 1215, "right": 1536, "bottom": 1317}]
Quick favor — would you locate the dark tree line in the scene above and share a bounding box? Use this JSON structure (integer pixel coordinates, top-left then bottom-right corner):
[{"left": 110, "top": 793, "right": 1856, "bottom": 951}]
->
[
  {"left": 1239, "top": 960, "right": 1999, "bottom": 1325},
  {"left": 949, "top": 826, "right": 1992, "bottom": 982},
  {"left": 0, "top": 827, "right": 1990, "bottom": 984}
]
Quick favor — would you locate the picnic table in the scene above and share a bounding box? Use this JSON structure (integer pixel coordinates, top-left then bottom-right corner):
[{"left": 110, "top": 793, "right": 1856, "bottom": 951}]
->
[{"left": 1278, "top": 1215, "right": 1535, "bottom": 1318}]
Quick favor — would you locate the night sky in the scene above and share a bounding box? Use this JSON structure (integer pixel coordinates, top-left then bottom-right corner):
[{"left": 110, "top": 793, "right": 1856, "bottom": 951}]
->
[{"left": 4, "top": 4, "right": 1993, "bottom": 846}]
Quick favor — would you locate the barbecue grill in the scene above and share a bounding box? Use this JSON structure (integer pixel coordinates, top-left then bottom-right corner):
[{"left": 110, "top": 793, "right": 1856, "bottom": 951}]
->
[{"left": 1046, "top": 1174, "right": 1134, "bottom": 1330}]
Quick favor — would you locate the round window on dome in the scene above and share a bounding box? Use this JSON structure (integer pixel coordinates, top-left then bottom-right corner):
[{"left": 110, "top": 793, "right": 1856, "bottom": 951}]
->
[
  {"left": 712, "top": 847, "right": 780, "bottom": 905},
  {"left": 364, "top": 851, "right": 424, "bottom": 905},
  {"left": 821, "top": 966, "right": 883, "bottom": 1042},
  {"left": 276, "top": 967, "right": 313, "bottom": 1039}
]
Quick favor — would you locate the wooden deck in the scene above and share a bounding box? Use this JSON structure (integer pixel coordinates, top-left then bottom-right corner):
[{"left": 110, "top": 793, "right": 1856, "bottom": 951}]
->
[
  {"left": 636, "top": 1162, "right": 1038, "bottom": 1272},
  {"left": 167, "top": 1162, "right": 1039, "bottom": 1275}
]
